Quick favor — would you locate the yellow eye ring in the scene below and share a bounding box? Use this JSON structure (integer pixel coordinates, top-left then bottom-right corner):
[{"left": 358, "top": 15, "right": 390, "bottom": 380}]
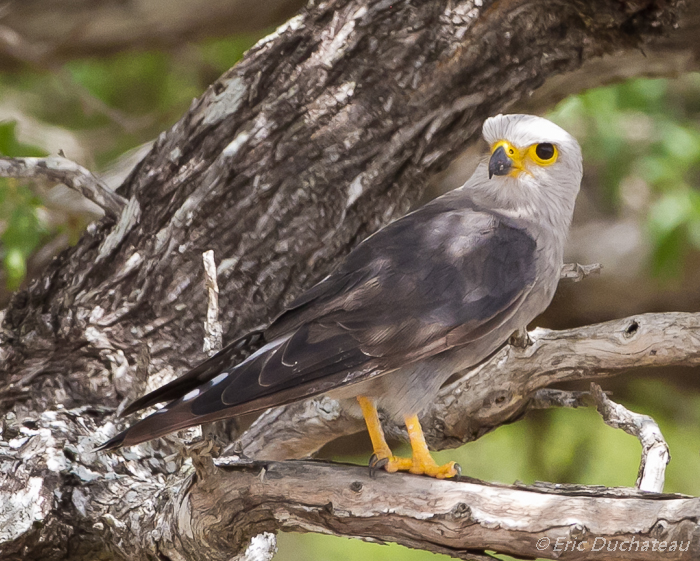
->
[{"left": 528, "top": 143, "right": 558, "bottom": 166}]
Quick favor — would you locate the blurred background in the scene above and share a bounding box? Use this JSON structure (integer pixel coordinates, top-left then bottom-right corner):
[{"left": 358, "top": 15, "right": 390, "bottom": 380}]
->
[{"left": 0, "top": 2, "right": 699, "bottom": 560}]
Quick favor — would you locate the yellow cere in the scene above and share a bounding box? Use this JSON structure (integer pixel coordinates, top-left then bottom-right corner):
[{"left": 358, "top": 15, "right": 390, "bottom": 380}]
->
[{"left": 491, "top": 140, "right": 558, "bottom": 176}]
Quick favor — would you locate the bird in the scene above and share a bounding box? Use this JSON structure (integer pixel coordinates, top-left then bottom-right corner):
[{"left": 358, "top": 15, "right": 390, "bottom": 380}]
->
[{"left": 99, "top": 114, "right": 583, "bottom": 479}]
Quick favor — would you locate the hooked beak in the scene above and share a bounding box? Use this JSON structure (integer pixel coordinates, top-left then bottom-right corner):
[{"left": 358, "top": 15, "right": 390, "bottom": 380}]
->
[{"left": 488, "top": 145, "right": 513, "bottom": 179}]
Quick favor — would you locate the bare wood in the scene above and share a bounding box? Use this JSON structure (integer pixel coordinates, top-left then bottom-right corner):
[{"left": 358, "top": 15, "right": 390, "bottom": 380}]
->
[
  {"left": 189, "top": 459, "right": 698, "bottom": 561},
  {"left": 526, "top": 388, "right": 596, "bottom": 410},
  {"left": 2, "top": 0, "right": 699, "bottom": 85},
  {"left": 591, "top": 383, "right": 670, "bottom": 494},
  {"left": 235, "top": 533, "right": 278, "bottom": 561},
  {"left": 202, "top": 250, "right": 223, "bottom": 356},
  {"left": 559, "top": 262, "right": 602, "bottom": 284},
  {"left": 0, "top": 156, "right": 127, "bottom": 219}
]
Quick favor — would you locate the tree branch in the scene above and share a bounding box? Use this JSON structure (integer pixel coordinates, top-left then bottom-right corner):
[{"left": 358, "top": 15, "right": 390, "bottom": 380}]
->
[
  {"left": 238, "top": 312, "right": 700, "bottom": 460},
  {"left": 4, "top": 406, "right": 698, "bottom": 561},
  {"left": 186, "top": 459, "right": 698, "bottom": 561},
  {"left": 591, "top": 382, "right": 670, "bottom": 493},
  {"left": 202, "top": 250, "right": 223, "bottom": 356},
  {"left": 559, "top": 262, "right": 602, "bottom": 284},
  {"left": 0, "top": 156, "right": 128, "bottom": 219},
  {"left": 526, "top": 388, "right": 597, "bottom": 410}
]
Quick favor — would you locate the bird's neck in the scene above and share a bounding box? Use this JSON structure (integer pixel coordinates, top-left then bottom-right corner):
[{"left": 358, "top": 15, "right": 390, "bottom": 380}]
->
[{"left": 460, "top": 167, "right": 577, "bottom": 251}]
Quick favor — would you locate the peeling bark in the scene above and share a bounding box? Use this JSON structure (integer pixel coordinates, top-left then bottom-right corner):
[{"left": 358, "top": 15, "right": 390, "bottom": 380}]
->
[{"left": 0, "top": 0, "right": 696, "bottom": 560}]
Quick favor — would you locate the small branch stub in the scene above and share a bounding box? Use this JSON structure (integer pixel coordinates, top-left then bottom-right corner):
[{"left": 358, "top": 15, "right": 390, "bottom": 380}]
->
[
  {"left": 199, "top": 249, "right": 231, "bottom": 454},
  {"left": 560, "top": 262, "right": 602, "bottom": 283},
  {"left": 0, "top": 156, "right": 128, "bottom": 219},
  {"left": 202, "top": 249, "right": 223, "bottom": 356},
  {"left": 591, "top": 383, "right": 670, "bottom": 493}
]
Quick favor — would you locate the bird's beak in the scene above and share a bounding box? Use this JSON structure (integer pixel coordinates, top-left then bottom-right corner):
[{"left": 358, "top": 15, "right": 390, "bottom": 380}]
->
[
  {"left": 488, "top": 141, "right": 523, "bottom": 179},
  {"left": 489, "top": 144, "right": 512, "bottom": 179},
  {"left": 488, "top": 145, "right": 511, "bottom": 179}
]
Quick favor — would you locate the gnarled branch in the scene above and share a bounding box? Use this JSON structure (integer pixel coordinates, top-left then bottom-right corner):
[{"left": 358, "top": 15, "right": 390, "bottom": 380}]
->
[
  {"left": 591, "top": 382, "right": 670, "bottom": 493},
  {"left": 0, "top": 156, "right": 127, "bottom": 219}
]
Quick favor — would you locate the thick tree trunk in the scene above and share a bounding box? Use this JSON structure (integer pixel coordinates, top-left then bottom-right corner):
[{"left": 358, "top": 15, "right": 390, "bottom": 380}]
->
[{"left": 1, "top": 1, "right": 696, "bottom": 560}]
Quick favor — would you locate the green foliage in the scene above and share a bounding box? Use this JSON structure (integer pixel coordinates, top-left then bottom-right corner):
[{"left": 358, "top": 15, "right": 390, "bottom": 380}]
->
[
  {"left": 549, "top": 73, "right": 700, "bottom": 279},
  {"left": 0, "top": 121, "right": 47, "bottom": 289},
  {"left": 0, "top": 34, "right": 262, "bottom": 289},
  {"left": 0, "top": 121, "right": 46, "bottom": 158},
  {"left": 276, "top": 534, "right": 455, "bottom": 561}
]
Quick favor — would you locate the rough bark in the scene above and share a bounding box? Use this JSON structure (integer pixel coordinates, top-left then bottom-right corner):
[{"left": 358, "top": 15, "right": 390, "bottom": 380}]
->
[{"left": 0, "top": 0, "right": 696, "bottom": 560}]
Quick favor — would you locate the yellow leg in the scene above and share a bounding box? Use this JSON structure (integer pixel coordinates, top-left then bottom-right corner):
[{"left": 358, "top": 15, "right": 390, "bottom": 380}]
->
[
  {"left": 357, "top": 396, "right": 412, "bottom": 472},
  {"left": 404, "top": 414, "right": 459, "bottom": 479},
  {"left": 357, "top": 396, "right": 459, "bottom": 479}
]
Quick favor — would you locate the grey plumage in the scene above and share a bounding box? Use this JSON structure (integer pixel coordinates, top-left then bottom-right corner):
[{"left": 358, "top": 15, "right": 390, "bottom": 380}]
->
[{"left": 99, "top": 114, "right": 582, "bottom": 451}]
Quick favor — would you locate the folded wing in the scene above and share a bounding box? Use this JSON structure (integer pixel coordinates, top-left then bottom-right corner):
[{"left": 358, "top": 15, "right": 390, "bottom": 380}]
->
[{"left": 100, "top": 198, "right": 538, "bottom": 449}]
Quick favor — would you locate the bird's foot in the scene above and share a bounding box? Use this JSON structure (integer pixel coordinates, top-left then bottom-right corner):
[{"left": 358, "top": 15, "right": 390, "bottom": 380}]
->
[
  {"left": 369, "top": 452, "right": 413, "bottom": 475},
  {"left": 369, "top": 452, "right": 460, "bottom": 479},
  {"left": 409, "top": 454, "right": 461, "bottom": 479}
]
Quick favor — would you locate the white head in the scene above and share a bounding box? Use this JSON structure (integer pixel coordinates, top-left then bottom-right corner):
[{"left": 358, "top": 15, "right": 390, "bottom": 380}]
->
[{"left": 465, "top": 114, "right": 583, "bottom": 238}]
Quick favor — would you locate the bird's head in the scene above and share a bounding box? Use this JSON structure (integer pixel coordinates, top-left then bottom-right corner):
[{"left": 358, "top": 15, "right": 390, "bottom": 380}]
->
[{"left": 470, "top": 114, "right": 583, "bottom": 233}]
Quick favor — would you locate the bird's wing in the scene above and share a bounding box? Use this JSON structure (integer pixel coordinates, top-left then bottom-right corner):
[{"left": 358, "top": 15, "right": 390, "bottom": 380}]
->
[
  {"left": 120, "top": 330, "right": 265, "bottom": 416},
  {"left": 100, "top": 199, "right": 538, "bottom": 449}
]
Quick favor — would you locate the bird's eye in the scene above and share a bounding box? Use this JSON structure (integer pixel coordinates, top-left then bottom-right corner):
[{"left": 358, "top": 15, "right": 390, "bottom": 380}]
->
[{"left": 535, "top": 143, "right": 555, "bottom": 161}]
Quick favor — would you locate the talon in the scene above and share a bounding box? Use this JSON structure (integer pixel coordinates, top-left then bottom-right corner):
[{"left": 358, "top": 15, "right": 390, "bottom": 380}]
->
[
  {"left": 368, "top": 453, "right": 379, "bottom": 478},
  {"left": 432, "top": 461, "right": 460, "bottom": 479},
  {"left": 374, "top": 457, "right": 389, "bottom": 469},
  {"left": 369, "top": 455, "right": 389, "bottom": 470}
]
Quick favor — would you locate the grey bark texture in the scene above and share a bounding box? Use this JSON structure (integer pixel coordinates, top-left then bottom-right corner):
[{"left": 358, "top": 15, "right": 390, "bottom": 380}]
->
[{"left": 1, "top": 0, "right": 699, "bottom": 560}]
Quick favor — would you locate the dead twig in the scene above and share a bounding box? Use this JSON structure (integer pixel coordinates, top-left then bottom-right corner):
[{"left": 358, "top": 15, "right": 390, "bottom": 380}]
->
[
  {"left": 0, "top": 156, "right": 127, "bottom": 219},
  {"left": 591, "top": 382, "right": 670, "bottom": 493},
  {"left": 560, "top": 262, "right": 602, "bottom": 283},
  {"left": 202, "top": 250, "right": 223, "bottom": 356}
]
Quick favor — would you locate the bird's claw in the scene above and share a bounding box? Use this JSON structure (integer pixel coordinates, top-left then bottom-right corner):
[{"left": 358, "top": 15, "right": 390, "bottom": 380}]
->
[
  {"left": 368, "top": 453, "right": 389, "bottom": 477},
  {"left": 367, "top": 453, "right": 458, "bottom": 479},
  {"left": 409, "top": 458, "right": 460, "bottom": 479}
]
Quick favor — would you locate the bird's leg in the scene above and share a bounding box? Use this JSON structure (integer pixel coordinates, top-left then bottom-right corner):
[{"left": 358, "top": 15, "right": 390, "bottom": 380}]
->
[
  {"left": 404, "top": 414, "right": 460, "bottom": 479},
  {"left": 357, "top": 396, "right": 458, "bottom": 478},
  {"left": 357, "top": 396, "right": 411, "bottom": 473}
]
